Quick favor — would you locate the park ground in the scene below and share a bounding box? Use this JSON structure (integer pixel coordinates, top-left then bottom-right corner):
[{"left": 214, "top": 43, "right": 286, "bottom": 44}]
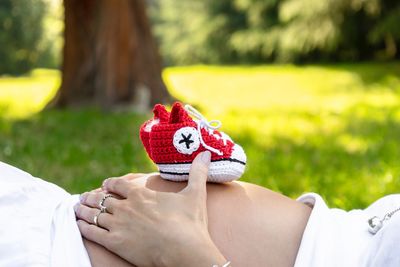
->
[{"left": 1, "top": 63, "right": 400, "bottom": 209}]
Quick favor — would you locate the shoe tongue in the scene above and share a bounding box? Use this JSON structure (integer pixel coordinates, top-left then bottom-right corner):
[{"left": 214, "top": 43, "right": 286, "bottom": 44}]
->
[
  {"left": 169, "top": 102, "right": 192, "bottom": 124},
  {"left": 153, "top": 104, "right": 169, "bottom": 123}
]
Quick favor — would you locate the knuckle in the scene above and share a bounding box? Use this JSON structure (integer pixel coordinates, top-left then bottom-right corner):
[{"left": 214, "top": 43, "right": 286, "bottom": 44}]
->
[
  {"left": 75, "top": 204, "right": 80, "bottom": 213},
  {"left": 127, "top": 187, "right": 148, "bottom": 200},
  {"left": 79, "top": 207, "right": 89, "bottom": 219},
  {"left": 126, "top": 186, "right": 138, "bottom": 197},
  {"left": 81, "top": 207, "right": 95, "bottom": 221},
  {"left": 198, "top": 164, "right": 209, "bottom": 175},
  {"left": 107, "top": 231, "right": 123, "bottom": 249},
  {"left": 121, "top": 173, "right": 134, "bottom": 180},
  {"left": 86, "top": 193, "right": 97, "bottom": 206},
  {"left": 79, "top": 222, "right": 92, "bottom": 237},
  {"left": 75, "top": 205, "right": 83, "bottom": 217},
  {"left": 125, "top": 173, "right": 139, "bottom": 180},
  {"left": 117, "top": 203, "right": 131, "bottom": 213},
  {"left": 108, "top": 200, "right": 119, "bottom": 211},
  {"left": 90, "top": 188, "right": 102, "bottom": 193},
  {"left": 129, "top": 173, "right": 146, "bottom": 180},
  {"left": 114, "top": 179, "right": 125, "bottom": 189},
  {"left": 77, "top": 221, "right": 87, "bottom": 234},
  {"left": 104, "top": 178, "right": 114, "bottom": 189},
  {"left": 80, "top": 192, "right": 89, "bottom": 203}
]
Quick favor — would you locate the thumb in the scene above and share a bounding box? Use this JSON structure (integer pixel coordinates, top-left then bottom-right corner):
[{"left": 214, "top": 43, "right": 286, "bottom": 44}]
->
[{"left": 181, "top": 151, "right": 211, "bottom": 197}]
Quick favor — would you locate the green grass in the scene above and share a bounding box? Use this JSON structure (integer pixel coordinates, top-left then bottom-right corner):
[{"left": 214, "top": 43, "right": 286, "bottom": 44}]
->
[{"left": 1, "top": 64, "right": 400, "bottom": 209}]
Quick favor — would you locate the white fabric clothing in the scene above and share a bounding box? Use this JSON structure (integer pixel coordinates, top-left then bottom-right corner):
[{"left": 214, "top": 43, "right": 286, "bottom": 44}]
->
[
  {"left": 2, "top": 160, "right": 400, "bottom": 267},
  {"left": 294, "top": 192, "right": 400, "bottom": 267},
  {"left": 0, "top": 161, "right": 91, "bottom": 267}
]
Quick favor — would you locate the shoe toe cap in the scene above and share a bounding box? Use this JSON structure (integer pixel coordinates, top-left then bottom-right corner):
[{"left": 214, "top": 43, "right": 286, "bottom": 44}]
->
[{"left": 231, "top": 144, "right": 247, "bottom": 164}]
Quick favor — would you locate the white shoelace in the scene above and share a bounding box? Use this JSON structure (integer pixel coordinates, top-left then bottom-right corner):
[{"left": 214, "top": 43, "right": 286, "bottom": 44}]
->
[{"left": 184, "top": 104, "right": 228, "bottom": 156}]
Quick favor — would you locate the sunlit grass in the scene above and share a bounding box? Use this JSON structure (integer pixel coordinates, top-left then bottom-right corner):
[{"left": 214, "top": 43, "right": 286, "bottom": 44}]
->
[
  {"left": 164, "top": 63, "right": 400, "bottom": 208},
  {"left": 0, "top": 69, "right": 60, "bottom": 118},
  {"left": 1, "top": 63, "right": 400, "bottom": 209},
  {"left": 164, "top": 64, "right": 400, "bottom": 114}
]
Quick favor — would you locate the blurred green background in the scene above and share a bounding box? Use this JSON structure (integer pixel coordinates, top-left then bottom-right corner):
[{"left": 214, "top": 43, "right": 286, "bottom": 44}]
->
[{"left": 1, "top": 0, "right": 400, "bottom": 210}]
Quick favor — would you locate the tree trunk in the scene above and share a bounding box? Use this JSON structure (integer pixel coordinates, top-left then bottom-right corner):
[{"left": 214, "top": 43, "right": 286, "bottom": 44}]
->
[{"left": 51, "top": 0, "right": 170, "bottom": 110}]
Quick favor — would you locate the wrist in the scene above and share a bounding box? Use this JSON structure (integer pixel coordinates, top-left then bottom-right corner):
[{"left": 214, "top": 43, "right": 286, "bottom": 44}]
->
[
  {"left": 196, "top": 238, "right": 227, "bottom": 266},
  {"left": 158, "top": 231, "right": 226, "bottom": 267}
]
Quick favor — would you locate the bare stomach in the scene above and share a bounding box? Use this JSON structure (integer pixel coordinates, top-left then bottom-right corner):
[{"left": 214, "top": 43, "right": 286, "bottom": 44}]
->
[{"left": 82, "top": 175, "right": 311, "bottom": 267}]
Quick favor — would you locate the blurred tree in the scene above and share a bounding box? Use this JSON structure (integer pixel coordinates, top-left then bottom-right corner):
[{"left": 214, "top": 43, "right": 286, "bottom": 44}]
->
[
  {"left": 152, "top": 0, "right": 400, "bottom": 64},
  {"left": 0, "top": 0, "right": 46, "bottom": 75},
  {"left": 150, "top": 0, "right": 214, "bottom": 64},
  {"left": 369, "top": 0, "right": 400, "bottom": 60},
  {"left": 36, "top": 0, "right": 64, "bottom": 69},
  {"left": 277, "top": 0, "right": 386, "bottom": 62},
  {"left": 152, "top": 0, "right": 249, "bottom": 64},
  {"left": 52, "top": 0, "right": 170, "bottom": 110},
  {"left": 229, "top": 0, "right": 280, "bottom": 62}
]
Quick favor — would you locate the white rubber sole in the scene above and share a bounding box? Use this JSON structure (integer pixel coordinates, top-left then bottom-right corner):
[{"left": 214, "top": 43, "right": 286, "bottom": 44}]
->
[{"left": 157, "top": 159, "right": 246, "bottom": 183}]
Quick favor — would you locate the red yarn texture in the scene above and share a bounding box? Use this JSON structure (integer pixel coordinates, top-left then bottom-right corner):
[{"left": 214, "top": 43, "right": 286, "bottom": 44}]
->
[{"left": 139, "top": 102, "right": 234, "bottom": 164}]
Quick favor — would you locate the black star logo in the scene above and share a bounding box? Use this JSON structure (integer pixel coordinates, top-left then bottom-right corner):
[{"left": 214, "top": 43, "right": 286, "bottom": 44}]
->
[{"left": 179, "top": 133, "right": 194, "bottom": 149}]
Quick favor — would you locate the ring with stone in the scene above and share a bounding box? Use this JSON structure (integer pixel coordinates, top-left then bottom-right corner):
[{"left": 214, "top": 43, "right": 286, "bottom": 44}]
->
[{"left": 99, "top": 194, "right": 114, "bottom": 212}]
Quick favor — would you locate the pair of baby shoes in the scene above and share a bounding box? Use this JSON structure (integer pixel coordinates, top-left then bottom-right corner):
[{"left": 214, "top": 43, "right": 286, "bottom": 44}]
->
[{"left": 139, "top": 102, "right": 246, "bottom": 183}]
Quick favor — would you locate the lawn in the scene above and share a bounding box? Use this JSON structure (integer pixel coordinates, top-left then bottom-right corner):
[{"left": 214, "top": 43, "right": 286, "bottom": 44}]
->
[{"left": 1, "top": 63, "right": 400, "bottom": 209}]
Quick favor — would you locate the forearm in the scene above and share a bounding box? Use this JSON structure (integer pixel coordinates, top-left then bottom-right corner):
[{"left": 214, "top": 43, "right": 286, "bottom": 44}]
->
[{"left": 84, "top": 231, "right": 225, "bottom": 267}]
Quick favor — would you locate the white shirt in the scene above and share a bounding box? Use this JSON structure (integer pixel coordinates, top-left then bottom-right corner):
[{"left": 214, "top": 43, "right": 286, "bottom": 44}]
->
[
  {"left": 0, "top": 161, "right": 91, "bottom": 267},
  {"left": 295, "top": 193, "right": 400, "bottom": 267}
]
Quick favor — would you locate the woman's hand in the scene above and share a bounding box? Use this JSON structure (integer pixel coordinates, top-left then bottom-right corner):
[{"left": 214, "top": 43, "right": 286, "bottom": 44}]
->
[{"left": 75, "top": 151, "right": 227, "bottom": 267}]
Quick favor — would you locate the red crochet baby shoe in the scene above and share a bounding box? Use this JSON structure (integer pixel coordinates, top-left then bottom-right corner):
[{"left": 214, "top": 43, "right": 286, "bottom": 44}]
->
[
  {"left": 139, "top": 102, "right": 246, "bottom": 182},
  {"left": 139, "top": 104, "right": 169, "bottom": 161}
]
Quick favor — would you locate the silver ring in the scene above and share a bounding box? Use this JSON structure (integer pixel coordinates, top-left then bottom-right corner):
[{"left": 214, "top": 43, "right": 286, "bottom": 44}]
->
[
  {"left": 93, "top": 209, "right": 103, "bottom": 226},
  {"left": 100, "top": 206, "right": 107, "bottom": 213},
  {"left": 99, "top": 194, "right": 113, "bottom": 209}
]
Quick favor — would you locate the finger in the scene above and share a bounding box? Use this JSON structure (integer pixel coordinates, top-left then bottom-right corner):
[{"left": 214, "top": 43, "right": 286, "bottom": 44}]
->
[
  {"left": 77, "top": 220, "right": 110, "bottom": 247},
  {"left": 102, "top": 178, "right": 131, "bottom": 198},
  {"left": 181, "top": 151, "right": 211, "bottom": 197},
  {"left": 80, "top": 192, "right": 104, "bottom": 208},
  {"left": 91, "top": 188, "right": 102, "bottom": 193},
  {"left": 104, "top": 173, "right": 146, "bottom": 185},
  {"left": 80, "top": 192, "right": 119, "bottom": 213},
  {"left": 74, "top": 204, "right": 114, "bottom": 229},
  {"left": 122, "top": 173, "right": 146, "bottom": 181}
]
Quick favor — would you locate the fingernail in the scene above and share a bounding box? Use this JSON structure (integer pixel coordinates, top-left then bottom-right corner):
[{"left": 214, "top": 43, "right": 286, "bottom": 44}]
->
[
  {"left": 79, "top": 193, "right": 87, "bottom": 203},
  {"left": 200, "top": 151, "right": 211, "bottom": 164},
  {"left": 74, "top": 203, "right": 79, "bottom": 213},
  {"left": 102, "top": 179, "right": 109, "bottom": 189}
]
